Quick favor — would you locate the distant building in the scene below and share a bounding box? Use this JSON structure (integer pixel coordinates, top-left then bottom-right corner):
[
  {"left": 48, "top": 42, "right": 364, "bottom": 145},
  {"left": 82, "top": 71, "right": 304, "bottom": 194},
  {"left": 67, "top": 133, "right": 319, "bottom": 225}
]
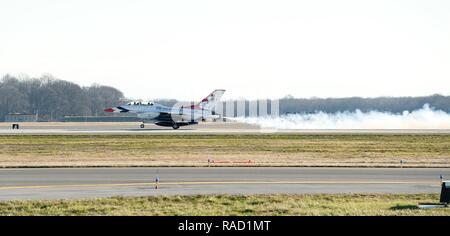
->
[{"left": 5, "top": 113, "right": 38, "bottom": 122}]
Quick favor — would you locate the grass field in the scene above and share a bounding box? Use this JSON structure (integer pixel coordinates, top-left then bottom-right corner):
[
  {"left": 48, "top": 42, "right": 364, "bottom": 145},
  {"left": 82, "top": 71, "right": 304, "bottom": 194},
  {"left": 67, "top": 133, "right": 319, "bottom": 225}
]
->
[
  {"left": 1, "top": 134, "right": 450, "bottom": 167},
  {"left": 0, "top": 194, "right": 448, "bottom": 216}
]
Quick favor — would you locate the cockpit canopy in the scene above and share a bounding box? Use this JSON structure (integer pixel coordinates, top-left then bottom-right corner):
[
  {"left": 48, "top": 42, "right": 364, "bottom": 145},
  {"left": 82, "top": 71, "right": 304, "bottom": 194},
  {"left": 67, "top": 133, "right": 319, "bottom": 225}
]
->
[{"left": 126, "top": 101, "right": 154, "bottom": 106}]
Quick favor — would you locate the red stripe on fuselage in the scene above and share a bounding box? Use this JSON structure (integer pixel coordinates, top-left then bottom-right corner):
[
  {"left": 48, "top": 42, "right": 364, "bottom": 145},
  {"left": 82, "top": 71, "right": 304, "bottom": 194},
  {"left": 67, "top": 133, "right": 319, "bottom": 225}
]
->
[{"left": 188, "top": 105, "right": 204, "bottom": 110}]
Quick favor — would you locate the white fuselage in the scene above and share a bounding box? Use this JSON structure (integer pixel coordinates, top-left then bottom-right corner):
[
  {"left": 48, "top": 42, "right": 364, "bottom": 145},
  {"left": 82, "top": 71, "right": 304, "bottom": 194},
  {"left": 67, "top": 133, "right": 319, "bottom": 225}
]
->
[{"left": 116, "top": 102, "right": 217, "bottom": 122}]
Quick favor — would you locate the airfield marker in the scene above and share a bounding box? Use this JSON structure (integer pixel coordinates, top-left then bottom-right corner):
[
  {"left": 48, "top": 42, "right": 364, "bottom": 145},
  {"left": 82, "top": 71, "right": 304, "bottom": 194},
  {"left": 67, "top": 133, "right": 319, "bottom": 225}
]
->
[{"left": 155, "top": 176, "right": 160, "bottom": 189}]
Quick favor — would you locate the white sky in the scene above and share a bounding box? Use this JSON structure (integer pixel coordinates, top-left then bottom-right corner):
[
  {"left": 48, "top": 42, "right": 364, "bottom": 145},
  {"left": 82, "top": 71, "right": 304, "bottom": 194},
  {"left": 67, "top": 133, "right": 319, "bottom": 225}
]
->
[{"left": 1, "top": 0, "right": 449, "bottom": 101}]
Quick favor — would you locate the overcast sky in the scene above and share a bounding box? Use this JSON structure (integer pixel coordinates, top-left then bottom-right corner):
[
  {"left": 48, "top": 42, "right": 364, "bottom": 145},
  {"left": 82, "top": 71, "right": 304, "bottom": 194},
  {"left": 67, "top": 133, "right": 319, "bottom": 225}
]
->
[{"left": 1, "top": 0, "right": 449, "bottom": 101}]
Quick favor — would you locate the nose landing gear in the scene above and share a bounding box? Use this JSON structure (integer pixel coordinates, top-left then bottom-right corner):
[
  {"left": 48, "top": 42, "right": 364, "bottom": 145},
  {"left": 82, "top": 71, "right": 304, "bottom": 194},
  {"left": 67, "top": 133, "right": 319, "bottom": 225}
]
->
[{"left": 140, "top": 123, "right": 145, "bottom": 129}]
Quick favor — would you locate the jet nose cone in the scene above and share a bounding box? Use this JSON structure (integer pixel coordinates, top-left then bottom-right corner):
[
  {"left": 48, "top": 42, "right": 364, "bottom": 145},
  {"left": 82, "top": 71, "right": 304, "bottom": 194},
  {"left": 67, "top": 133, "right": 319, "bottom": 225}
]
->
[{"left": 104, "top": 107, "right": 115, "bottom": 113}]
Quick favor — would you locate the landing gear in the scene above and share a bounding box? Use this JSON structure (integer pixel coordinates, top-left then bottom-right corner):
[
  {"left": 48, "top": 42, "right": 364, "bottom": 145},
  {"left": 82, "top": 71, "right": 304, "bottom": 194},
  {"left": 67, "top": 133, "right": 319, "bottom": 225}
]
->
[
  {"left": 172, "top": 122, "right": 179, "bottom": 130},
  {"left": 140, "top": 123, "right": 145, "bottom": 129}
]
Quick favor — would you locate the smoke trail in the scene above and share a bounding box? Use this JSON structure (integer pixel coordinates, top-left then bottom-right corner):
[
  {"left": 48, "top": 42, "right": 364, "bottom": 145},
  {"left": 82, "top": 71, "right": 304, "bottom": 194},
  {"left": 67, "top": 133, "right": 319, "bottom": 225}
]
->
[{"left": 234, "top": 104, "right": 450, "bottom": 129}]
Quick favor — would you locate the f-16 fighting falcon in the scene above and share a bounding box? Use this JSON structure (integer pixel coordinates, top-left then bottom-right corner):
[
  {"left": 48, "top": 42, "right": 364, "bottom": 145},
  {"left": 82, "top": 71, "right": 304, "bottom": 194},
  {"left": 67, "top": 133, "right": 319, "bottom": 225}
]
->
[{"left": 104, "top": 89, "right": 225, "bottom": 129}]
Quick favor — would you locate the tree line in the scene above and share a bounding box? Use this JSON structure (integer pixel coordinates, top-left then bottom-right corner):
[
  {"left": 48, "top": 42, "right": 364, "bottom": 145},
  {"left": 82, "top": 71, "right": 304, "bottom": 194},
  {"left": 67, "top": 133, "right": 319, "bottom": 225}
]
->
[
  {"left": 0, "top": 74, "right": 124, "bottom": 121},
  {"left": 278, "top": 94, "right": 450, "bottom": 114}
]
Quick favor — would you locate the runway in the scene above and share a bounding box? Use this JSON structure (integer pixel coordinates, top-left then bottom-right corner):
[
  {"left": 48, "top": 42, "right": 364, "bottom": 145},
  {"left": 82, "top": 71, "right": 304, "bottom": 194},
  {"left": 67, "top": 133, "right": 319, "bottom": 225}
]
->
[
  {"left": 2, "top": 122, "right": 450, "bottom": 135},
  {"left": 0, "top": 167, "right": 448, "bottom": 200},
  {"left": 0, "top": 122, "right": 260, "bottom": 134}
]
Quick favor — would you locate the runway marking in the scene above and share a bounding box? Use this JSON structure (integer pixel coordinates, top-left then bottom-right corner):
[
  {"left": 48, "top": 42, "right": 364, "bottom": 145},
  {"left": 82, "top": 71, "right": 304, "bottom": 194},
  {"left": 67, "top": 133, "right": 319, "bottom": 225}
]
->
[{"left": 0, "top": 181, "right": 439, "bottom": 191}]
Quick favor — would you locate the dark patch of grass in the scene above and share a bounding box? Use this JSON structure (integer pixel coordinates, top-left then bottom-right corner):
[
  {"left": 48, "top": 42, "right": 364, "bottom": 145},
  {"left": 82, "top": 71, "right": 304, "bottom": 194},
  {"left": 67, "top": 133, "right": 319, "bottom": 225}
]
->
[{"left": 389, "top": 204, "right": 419, "bottom": 210}]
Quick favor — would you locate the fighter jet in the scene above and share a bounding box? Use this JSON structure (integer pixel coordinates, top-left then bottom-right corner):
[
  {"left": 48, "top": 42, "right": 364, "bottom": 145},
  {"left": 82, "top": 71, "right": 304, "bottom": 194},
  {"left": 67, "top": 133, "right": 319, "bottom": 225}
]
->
[{"left": 104, "top": 89, "right": 225, "bottom": 129}]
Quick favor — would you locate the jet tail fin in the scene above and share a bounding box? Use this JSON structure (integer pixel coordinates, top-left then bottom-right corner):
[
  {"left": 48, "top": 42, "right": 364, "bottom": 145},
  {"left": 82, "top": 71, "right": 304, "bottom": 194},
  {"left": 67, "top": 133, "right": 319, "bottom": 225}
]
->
[{"left": 198, "top": 89, "right": 225, "bottom": 110}]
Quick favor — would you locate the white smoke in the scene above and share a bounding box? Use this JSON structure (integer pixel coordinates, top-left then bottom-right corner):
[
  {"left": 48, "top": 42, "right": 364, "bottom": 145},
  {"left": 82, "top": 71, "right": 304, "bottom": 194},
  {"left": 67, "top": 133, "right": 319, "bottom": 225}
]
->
[{"left": 234, "top": 104, "right": 450, "bottom": 129}]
